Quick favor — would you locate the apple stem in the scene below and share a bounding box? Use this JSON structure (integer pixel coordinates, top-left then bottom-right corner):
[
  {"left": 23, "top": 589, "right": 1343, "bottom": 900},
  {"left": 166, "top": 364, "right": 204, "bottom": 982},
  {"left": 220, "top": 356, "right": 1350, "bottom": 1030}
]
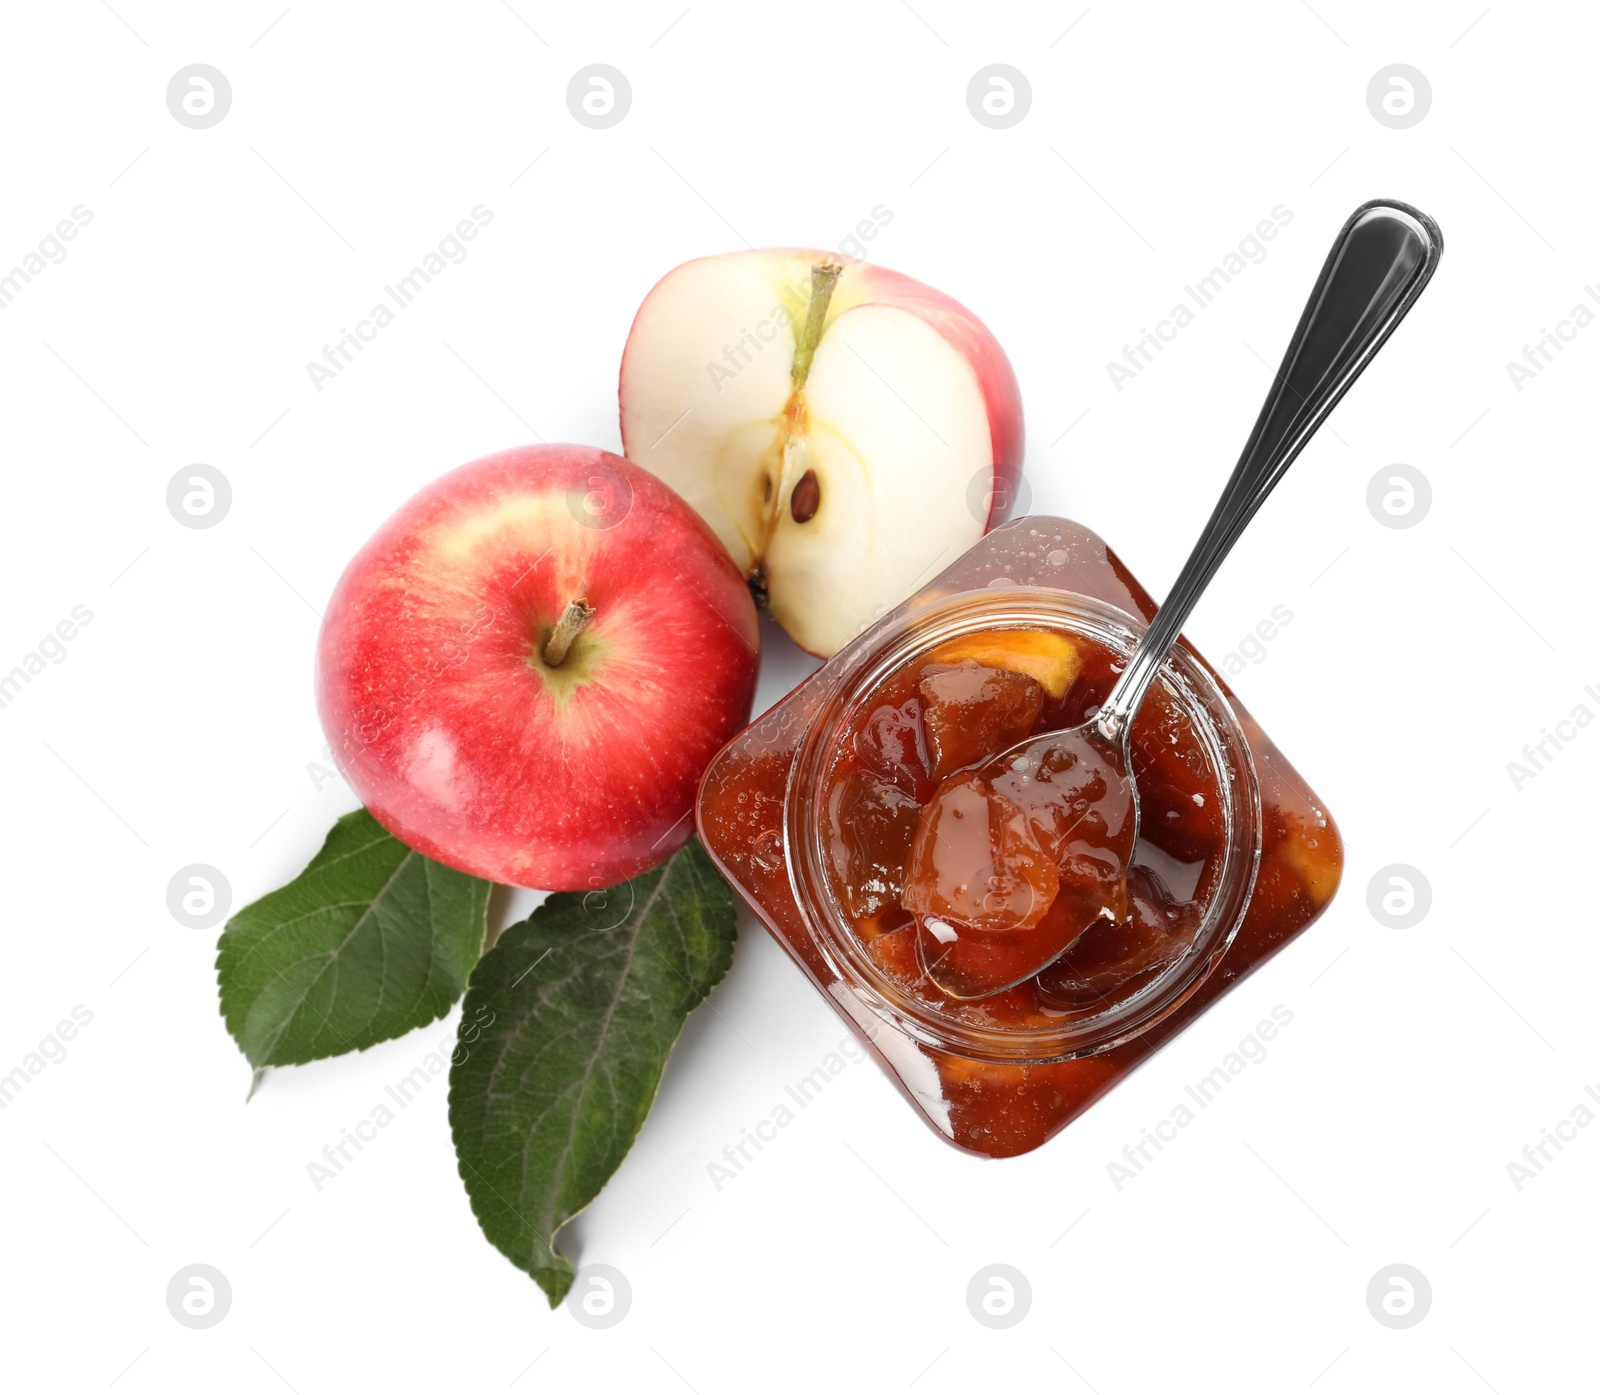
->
[
  {"left": 790, "top": 259, "right": 844, "bottom": 393},
  {"left": 542, "top": 598, "right": 595, "bottom": 667}
]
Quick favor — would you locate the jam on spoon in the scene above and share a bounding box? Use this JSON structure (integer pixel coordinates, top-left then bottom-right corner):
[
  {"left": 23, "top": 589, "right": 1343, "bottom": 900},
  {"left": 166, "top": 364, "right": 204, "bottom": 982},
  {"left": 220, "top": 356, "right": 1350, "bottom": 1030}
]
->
[
  {"left": 902, "top": 199, "right": 1444, "bottom": 999},
  {"left": 900, "top": 717, "right": 1136, "bottom": 998}
]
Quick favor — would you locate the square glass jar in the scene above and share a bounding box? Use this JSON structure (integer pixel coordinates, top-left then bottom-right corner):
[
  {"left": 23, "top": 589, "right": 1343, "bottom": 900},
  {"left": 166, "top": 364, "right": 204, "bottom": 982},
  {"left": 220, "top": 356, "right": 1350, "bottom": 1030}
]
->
[{"left": 697, "top": 518, "right": 1342, "bottom": 1158}]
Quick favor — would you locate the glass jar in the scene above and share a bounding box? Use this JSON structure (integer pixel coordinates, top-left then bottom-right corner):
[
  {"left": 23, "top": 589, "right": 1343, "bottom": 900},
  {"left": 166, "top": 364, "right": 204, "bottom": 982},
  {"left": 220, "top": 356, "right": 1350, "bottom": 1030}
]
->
[{"left": 697, "top": 517, "right": 1342, "bottom": 1158}]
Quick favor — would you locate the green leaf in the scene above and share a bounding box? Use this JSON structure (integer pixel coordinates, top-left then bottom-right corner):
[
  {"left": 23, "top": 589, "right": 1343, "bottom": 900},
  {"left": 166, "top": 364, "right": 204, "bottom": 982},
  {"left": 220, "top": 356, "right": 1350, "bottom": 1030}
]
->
[
  {"left": 449, "top": 838, "right": 737, "bottom": 1306},
  {"left": 217, "top": 808, "right": 492, "bottom": 1069}
]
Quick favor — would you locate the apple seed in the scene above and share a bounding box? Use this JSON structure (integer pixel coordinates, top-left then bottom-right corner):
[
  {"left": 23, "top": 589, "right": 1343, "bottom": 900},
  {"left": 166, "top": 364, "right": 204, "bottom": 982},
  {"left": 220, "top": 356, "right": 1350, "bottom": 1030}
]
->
[{"left": 790, "top": 469, "right": 820, "bottom": 523}]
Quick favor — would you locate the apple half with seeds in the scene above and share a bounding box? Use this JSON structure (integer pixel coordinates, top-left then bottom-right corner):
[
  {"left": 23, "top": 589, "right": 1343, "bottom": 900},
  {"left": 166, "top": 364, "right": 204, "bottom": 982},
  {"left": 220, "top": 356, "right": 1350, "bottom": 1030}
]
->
[{"left": 619, "top": 250, "right": 1025, "bottom": 656}]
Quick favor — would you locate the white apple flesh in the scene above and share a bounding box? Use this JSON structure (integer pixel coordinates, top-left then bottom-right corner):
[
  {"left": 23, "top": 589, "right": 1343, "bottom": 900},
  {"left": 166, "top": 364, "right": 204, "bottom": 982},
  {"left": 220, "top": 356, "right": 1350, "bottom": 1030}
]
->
[{"left": 619, "top": 250, "right": 1025, "bottom": 656}]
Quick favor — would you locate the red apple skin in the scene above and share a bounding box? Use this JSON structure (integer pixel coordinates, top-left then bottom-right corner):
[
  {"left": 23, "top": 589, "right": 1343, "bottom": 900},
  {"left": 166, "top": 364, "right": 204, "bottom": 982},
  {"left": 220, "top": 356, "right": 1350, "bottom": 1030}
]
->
[{"left": 316, "top": 444, "right": 760, "bottom": 890}]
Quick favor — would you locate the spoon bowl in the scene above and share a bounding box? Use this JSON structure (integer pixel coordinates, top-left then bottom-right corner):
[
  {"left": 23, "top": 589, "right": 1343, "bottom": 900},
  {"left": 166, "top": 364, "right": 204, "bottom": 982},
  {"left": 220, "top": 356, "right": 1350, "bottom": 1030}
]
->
[{"left": 905, "top": 719, "right": 1137, "bottom": 999}]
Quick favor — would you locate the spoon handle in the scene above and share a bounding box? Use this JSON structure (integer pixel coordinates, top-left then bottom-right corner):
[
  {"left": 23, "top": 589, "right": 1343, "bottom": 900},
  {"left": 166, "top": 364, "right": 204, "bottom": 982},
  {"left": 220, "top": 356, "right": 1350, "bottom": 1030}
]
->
[{"left": 1096, "top": 198, "right": 1443, "bottom": 740}]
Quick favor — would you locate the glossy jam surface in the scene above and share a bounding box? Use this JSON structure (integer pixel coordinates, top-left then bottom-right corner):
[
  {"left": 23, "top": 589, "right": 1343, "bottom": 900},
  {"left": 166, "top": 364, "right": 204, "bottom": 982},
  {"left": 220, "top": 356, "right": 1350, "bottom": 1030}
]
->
[
  {"left": 695, "top": 518, "right": 1343, "bottom": 1158},
  {"left": 823, "top": 628, "right": 1225, "bottom": 1019}
]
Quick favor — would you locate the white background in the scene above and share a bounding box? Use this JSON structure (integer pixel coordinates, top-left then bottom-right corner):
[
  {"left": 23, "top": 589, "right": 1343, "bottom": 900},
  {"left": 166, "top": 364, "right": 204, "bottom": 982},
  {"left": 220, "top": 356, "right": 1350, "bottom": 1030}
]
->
[{"left": 2, "top": 1, "right": 1595, "bottom": 1390}]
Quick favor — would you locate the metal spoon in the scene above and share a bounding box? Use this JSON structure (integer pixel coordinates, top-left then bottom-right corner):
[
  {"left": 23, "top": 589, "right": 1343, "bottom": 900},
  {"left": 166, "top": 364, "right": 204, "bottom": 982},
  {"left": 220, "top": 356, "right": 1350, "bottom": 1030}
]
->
[{"left": 908, "top": 199, "right": 1444, "bottom": 1000}]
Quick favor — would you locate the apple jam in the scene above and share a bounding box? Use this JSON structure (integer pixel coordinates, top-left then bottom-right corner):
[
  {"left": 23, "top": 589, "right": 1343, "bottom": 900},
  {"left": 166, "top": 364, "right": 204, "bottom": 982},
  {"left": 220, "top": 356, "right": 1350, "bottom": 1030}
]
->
[
  {"left": 822, "top": 627, "right": 1221, "bottom": 1021},
  {"left": 697, "top": 518, "right": 1342, "bottom": 1158}
]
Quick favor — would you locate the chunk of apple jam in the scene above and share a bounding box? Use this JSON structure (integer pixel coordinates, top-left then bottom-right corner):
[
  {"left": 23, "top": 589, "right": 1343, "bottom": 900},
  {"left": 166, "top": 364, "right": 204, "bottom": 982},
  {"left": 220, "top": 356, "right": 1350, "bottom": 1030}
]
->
[
  {"left": 918, "top": 661, "right": 1042, "bottom": 782},
  {"left": 852, "top": 697, "right": 932, "bottom": 800},
  {"left": 826, "top": 769, "right": 921, "bottom": 919},
  {"left": 899, "top": 771, "right": 1059, "bottom": 931},
  {"left": 924, "top": 629, "right": 1082, "bottom": 699}
]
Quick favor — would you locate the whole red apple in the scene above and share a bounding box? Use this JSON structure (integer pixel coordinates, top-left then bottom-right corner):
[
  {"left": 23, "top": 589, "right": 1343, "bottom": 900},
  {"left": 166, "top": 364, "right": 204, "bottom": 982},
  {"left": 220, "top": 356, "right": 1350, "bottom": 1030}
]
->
[
  {"left": 619, "top": 249, "right": 1024, "bottom": 657},
  {"left": 316, "top": 444, "right": 760, "bottom": 890}
]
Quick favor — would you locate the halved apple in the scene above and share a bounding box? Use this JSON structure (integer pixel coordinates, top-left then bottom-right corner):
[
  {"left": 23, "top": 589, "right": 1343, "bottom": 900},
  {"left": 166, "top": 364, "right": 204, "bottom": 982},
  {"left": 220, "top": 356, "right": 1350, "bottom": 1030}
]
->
[{"left": 619, "top": 250, "right": 1025, "bottom": 656}]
